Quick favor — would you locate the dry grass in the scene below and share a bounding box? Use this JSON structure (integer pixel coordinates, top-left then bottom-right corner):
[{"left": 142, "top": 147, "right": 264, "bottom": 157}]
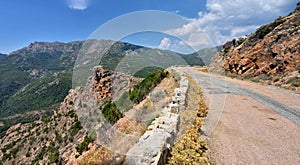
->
[
  {"left": 117, "top": 117, "right": 147, "bottom": 136},
  {"left": 154, "top": 71, "right": 179, "bottom": 97},
  {"left": 193, "top": 66, "right": 209, "bottom": 73},
  {"left": 77, "top": 145, "right": 124, "bottom": 165},
  {"left": 177, "top": 74, "right": 206, "bottom": 138},
  {"left": 168, "top": 74, "right": 210, "bottom": 165},
  {"left": 168, "top": 124, "right": 209, "bottom": 165}
]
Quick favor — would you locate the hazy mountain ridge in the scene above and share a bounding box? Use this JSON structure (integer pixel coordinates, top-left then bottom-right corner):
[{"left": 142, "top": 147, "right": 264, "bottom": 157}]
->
[
  {"left": 187, "top": 46, "right": 222, "bottom": 66},
  {"left": 210, "top": 3, "right": 300, "bottom": 92},
  {"left": 0, "top": 53, "right": 6, "bottom": 59}
]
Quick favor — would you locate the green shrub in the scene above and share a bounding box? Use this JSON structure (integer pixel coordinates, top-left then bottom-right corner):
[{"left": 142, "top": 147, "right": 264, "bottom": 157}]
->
[
  {"left": 34, "top": 146, "right": 47, "bottom": 162},
  {"left": 26, "top": 151, "right": 31, "bottom": 157},
  {"left": 134, "top": 66, "right": 163, "bottom": 78},
  {"left": 43, "top": 127, "right": 49, "bottom": 133},
  {"left": 55, "top": 134, "right": 62, "bottom": 143},
  {"left": 287, "top": 77, "right": 300, "bottom": 87},
  {"left": 2, "top": 141, "right": 16, "bottom": 153},
  {"left": 31, "top": 123, "right": 36, "bottom": 128},
  {"left": 70, "top": 120, "right": 82, "bottom": 136},
  {"left": 11, "top": 147, "right": 19, "bottom": 158},
  {"left": 49, "top": 149, "right": 59, "bottom": 163},
  {"left": 29, "top": 138, "right": 34, "bottom": 145},
  {"left": 101, "top": 101, "right": 123, "bottom": 124},
  {"left": 42, "top": 117, "right": 51, "bottom": 124},
  {"left": 67, "top": 109, "right": 76, "bottom": 118},
  {"left": 272, "top": 77, "right": 280, "bottom": 82},
  {"left": 2, "top": 153, "right": 11, "bottom": 161},
  {"left": 129, "top": 69, "right": 168, "bottom": 103},
  {"left": 88, "top": 131, "right": 97, "bottom": 142},
  {"left": 115, "top": 91, "right": 132, "bottom": 113},
  {"left": 15, "top": 127, "right": 21, "bottom": 132},
  {"left": 258, "top": 74, "right": 271, "bottom": 81},
  {"left": 296, "top": 2, "right": 300, "bottom": 11},
  {"left": 258, "top": 19, "right": 284, "bottom": 39},
  {"left": 76, "top": 135, "right": 95, "bottom": 155},
  {"left": 236, "top": 37, "right": 246, "bottom": 46}
]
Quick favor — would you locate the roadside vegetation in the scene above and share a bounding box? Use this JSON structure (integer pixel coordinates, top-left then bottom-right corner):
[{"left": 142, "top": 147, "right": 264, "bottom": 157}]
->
[
  {"left": 117, "top": 70, "right": 178, "bottom": 137},
  {"left": 129, "top": 69, "right": 168, "bottom": 103},
  {"left": 99, "top": 69, "right": 168, "bottom": 125},
  {"left": 168, "top": 75, "right": 209, "bottom": 165},
  {"left": 101, "top": 101, "right": 123, "bottom": 124},
  {"left": 76, "top": 135, "right": 96, "bottom": 156}
]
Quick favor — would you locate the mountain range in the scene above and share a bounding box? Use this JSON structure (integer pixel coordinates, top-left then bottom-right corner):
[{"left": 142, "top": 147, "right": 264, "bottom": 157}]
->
[{"left": 0, "top": 40, "right": 210, "bottom": 134}]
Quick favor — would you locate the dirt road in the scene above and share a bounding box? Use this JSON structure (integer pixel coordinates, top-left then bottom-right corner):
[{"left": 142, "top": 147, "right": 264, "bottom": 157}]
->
[{"left": 181, "top": 67, "right": 300, "bottom": 165}]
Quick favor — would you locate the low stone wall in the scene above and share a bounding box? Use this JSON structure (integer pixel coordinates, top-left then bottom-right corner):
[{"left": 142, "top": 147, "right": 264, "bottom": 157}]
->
[{"left": 124, "top": 68, "right": 189, "bottom": 165}]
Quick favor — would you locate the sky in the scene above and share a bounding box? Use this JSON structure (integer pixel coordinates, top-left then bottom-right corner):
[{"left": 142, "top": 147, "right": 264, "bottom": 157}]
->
[{"left": 0, "top": 0, "right": 298, "bottom": 54}]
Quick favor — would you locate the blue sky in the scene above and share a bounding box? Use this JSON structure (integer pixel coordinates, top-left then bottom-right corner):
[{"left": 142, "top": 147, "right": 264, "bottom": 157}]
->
[{"left": 0, "top": 0, "right": 298, "bottom": 54}]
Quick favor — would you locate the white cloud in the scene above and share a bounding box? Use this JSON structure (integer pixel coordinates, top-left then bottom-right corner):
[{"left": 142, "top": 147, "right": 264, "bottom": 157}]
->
[
  {"left": 173, "top": 10, "right": 180, "bottom": 14},
  {"left": 230, "top": 25, "right": 259, "bottom": 37},
  {"left": 158, "top": 37, "right": 172, "bottom": 49},
  {"left": 164, "top": 0, "right": 297, "bottom": 50},
  {"left": 67, "top": 0, "right": 89, "bottom": 10},
  {"left": 158, "top": 37, "right": 196, "bottom": 54}
]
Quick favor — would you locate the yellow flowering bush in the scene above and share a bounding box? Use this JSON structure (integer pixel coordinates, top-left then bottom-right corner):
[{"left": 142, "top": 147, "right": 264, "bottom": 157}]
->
[{"left": 168, "top": 90, "right": 210, "bottom": 165}]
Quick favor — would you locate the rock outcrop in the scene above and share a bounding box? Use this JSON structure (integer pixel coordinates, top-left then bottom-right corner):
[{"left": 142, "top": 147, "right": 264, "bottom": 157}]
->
[
  {"left": 210, "top": 3, "right": 300, "bottom": 92},
  {"left": 94, "top": 66, "right": 113, "bottom": 101},
  {"left": 0, "top": 66, "right": 136, "bottom": 164}
]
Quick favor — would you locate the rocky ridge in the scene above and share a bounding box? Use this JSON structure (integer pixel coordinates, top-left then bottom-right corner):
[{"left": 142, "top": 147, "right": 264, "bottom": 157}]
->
[{"left": 210, "top": 3, "right": 300, "bottom": 92}]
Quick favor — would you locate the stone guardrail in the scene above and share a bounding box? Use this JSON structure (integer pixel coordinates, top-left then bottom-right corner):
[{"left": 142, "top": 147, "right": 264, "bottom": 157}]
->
[{"left": 124, "top": 68, "right": 189, "bottom": 165}]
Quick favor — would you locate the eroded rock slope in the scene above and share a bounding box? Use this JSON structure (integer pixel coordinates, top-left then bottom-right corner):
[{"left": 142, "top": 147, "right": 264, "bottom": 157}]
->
[{"left": 210, "top": 3, "right": 300, "bottom": 91}]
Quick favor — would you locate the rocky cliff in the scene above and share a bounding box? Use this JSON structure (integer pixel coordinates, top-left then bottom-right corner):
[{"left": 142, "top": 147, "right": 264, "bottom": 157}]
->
[
  {"left": 210, "top": 3, "right": 300, "bottom": 92},
  {"left": 0, "top": 66, "right": 137, "bottom": 164}
]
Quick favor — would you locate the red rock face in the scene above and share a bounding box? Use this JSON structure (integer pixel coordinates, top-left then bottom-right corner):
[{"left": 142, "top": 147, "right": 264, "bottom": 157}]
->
[
  {"left": 94, "top": 66, "right": 113, "bottom": 102},
  {"left": 210, "top": 4, "right": 300, "bottom": 91}
]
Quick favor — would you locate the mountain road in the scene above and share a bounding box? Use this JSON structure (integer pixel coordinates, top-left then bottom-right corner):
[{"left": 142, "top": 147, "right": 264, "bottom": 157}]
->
[{"left": 181, "top": 67, "right": 300, "bottom": 165}]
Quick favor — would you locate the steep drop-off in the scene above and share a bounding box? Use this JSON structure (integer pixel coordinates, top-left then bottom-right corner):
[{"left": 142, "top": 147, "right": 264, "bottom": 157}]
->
[{"left": 0, "top": 66, "right": 139, "bottom": 164}]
